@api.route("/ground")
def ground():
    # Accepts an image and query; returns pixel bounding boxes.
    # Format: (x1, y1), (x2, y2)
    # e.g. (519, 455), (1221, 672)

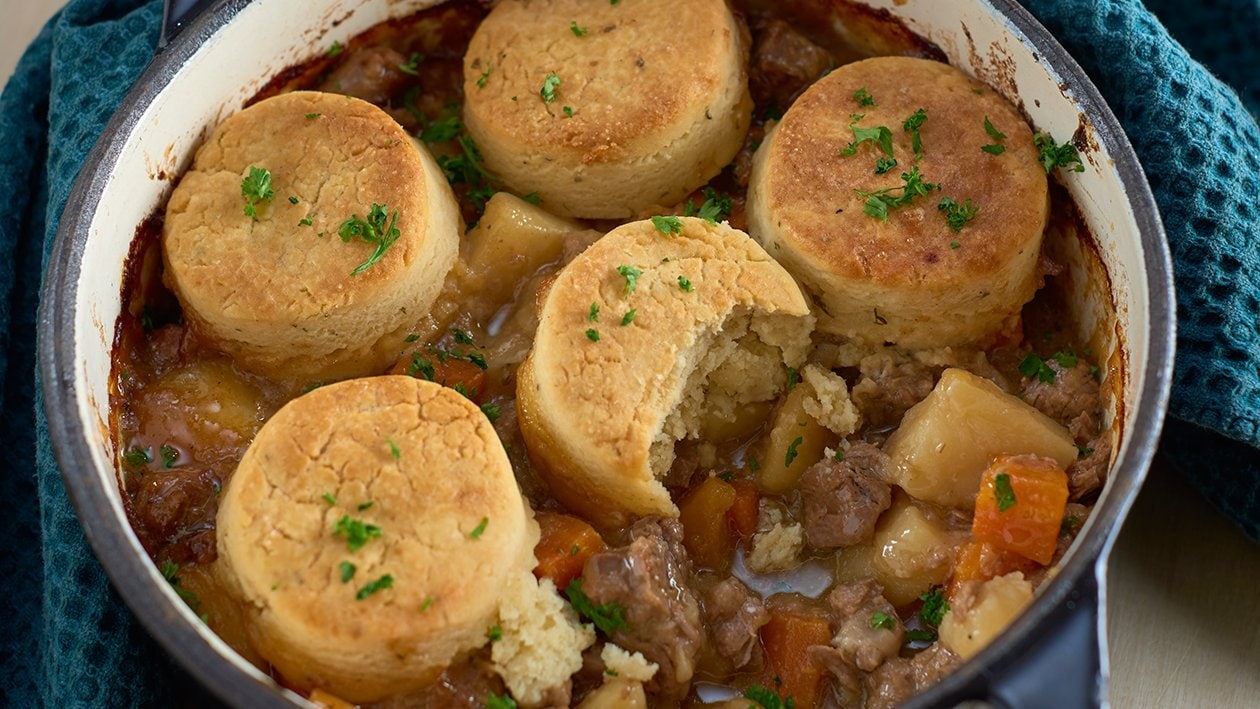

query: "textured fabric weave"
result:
(0, 0), (1256, 705)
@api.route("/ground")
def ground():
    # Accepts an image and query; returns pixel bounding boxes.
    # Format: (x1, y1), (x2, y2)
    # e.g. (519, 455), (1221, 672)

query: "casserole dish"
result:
(38, 0), (1175, 706)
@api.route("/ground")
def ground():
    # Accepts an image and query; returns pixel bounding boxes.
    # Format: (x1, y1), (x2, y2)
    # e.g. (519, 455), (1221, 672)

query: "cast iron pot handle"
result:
(979, 569), (1104, 709)
(159, 0), (218, 48)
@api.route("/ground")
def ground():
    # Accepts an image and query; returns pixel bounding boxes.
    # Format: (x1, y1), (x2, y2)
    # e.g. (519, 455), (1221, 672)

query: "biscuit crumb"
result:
(600, 643), (659, 682)
(801, 363), (861, 436)
(492, 574), (595, 706)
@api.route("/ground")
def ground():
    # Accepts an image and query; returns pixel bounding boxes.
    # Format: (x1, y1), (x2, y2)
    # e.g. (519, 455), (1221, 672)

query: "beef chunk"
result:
(1067, 437), (1110, 501)
(579, 518), (702, 699)
(911, 644), (962, 689)
(865, 657), (917, 709)
(130, 467), (221, 564)
(1021, 359), (1101, 432)
(700, 577), (770, 669)
(799, 443), (892, 548)
(320, 47), (413, 105)
(749, 18), (835, 110)
(850, 353), (936, 429)
(827, 580), (903, 672)
(808, 644), (864, 706)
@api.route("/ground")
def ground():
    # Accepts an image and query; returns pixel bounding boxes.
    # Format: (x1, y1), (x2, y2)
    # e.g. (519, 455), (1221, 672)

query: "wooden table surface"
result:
(5, 3), (1259, 707)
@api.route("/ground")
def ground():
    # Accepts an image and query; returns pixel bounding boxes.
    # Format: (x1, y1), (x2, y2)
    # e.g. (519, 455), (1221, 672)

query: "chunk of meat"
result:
(865, 658), (916, 709)
(1021, 360), (1101, 432)
(850, 353), (936, 429)
(749, 18), (835, 110)
(129, 467), (221, 563)
(799, 443), (892, 548)
(826, 580), (903, 672)
(579, 518), (702, 700)
(701, 577), (770, 669)
(910, 644), (962, 689)
(807, 644), (863, 707)
(373, 655), (505, 708)
(319, 47), (413, 105)
(1067, 437), (1110, 501)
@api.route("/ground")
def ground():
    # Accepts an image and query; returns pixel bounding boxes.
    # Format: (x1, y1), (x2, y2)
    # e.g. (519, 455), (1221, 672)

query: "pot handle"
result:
(159, 0), (217, 49)
(983, 568), (1106, 709)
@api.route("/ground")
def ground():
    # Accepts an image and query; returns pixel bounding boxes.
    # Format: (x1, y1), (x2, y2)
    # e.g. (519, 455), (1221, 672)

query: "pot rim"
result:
(36, 0), (1176, 706)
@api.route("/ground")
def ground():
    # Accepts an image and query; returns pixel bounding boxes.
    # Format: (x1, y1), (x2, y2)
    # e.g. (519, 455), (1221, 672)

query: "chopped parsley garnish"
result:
(918, 588), (949, 627)
(905, 628), (937, 642)
(677, 275), (694, 292)
(397, 53), (422, 76)
(333, 515), (382, 552)
(408, 353), (436, 381)
(950, 241), (961, 249)
(981, 116), (1007, 155)
(305, 112), (321, 119)
(621, 309), (636, 326)
(1053, 349), (1079, 369)
(857, 167), (939, 220)
(717, 470), (734, 481)
(488, 625), (503, 641)
(570, 21), (588, 37)
(1019, 350), (1076, 382)
(540, 72), (561, 103)
(562, 105), (574, 117)
(420, 597), (435, 611)
(437, 133), (499, 213)
(1034, 132), (1085, 173)
(241, 166), (274, 220)
(327, 40), (344, 57)
(902, 108), (928, 159)
(744, 684), (795, 709)
(853, 87), (876, 107)
(355, 574), (394, 600)
(1061, 514), (1082, 536)
(565, 578), (628, 634)
(785, 436), (804, 467)
(786, 367), (800, 390)
(1078, 445), (1095, 458)
(840, 113), (894, 160)
(470, 516), (489, 539)
(160, 561), (180, 583)
(358, 501), (374, 511)
(834, 448), (845, 461)
(476, 62), (492, 89)
(487, 694), (517, 709)
(159, 444), (178, 468)
(682, 187), (733, 224)
(522, 192), (543, 205)
(337, 203), (402, 275)
(938, 196), (979, 233)
(994, 472), (1018, 511)
(422, 115), (464, 143)
(452, 329), (475, 345)
(652, 215), (683, 235)
(481, 401), (501, 423)
(972, 87), (985, 95)
(322, 492), (337, 505)
(748, 456), (760, 471)
(388, 438), (401, 460)
(288, 196), (299, 205)
(616, 265), (643, 294)
(874, 156), (898, 174)
(298, 216), (313, 227)
(122, 446), (151, 468)
(870, 611), (897, 630)
(585, 328), (601, 342)
(588, 302), (600, 322)
(467, 352), (488, 370)
(339, 562), (356, 583)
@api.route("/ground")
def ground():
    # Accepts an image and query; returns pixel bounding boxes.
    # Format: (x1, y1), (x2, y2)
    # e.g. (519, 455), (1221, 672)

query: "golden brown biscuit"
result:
(747, 57), (1048, 348)
(163, 91), (460, 383)
(216, 376), (534, 702)
(517, 217), (814, 526)
(463, 0), (752, 218)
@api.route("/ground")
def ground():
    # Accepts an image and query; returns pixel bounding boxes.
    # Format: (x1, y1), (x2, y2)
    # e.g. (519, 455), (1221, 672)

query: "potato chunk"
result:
(884, 368), (1077, 508)
(758, 386), (835, 493)
(463, 192), (588, 305)
(869, 496), (964, 606)
(938, 572), (1034, 659)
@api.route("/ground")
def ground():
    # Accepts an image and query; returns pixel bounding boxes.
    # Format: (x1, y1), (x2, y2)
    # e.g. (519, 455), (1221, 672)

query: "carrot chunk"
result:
(727, 479), (760, 538)
(533, 512), (606, 591)
(948, 540), (1039, 598)
(679, 476), (738, 570)
(759, 607), (833, 709)
(972, 455), (1069, 565)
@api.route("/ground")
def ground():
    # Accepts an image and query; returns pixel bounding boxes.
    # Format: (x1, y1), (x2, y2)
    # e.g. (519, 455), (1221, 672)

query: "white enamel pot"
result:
(38, 0), (1175, 706)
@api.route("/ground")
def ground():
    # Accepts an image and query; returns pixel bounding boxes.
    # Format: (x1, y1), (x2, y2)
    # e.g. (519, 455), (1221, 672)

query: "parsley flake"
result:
(938, 196), (979, 233)
(487, 695), (517, 709)
(566, 578), (628, 634)
(388, 438), (401, 460)
(540, 72), (561, 103)
(522, 192), (543, 205)
(840, 113), (894, 159)
(870, 611), (897, 630)
(682, 187), (732, 224)
(420, 597), (435, 611)
(856, 167), (939, 220)
(744, 684), (795, 709)
(570, 21), (588, 37)
(409, 353), (436, 381)
(853, 87), (876, 107)
(677, 275), (694, 292)
(339, 562), (356, 583)
(652, 215), (683, 235)
(397, 53), (423, 76)
(337, 203), (402, 275)
(305, 112), (321, 119)
(355, 574), (394, 600)
(621, 309), (636, 326)
(903, 108), (928, 159)
(905, 628), (937, 642)
(919, 588), (949, 627)
(588, 302), (600, 322)
(476, 62), (492, 89)
(785, 436), (804, 467)
(786, 367), (800, 390)
(241, 166), (274, 220)
(322, 492), (337, 505)
(159, 444), (178, 469)
(585, 328), (601, 342)
(616, 265), (643, 294)
(480, 401), (501, 423)
(1034, 132), (1085, 173)
(488, 625), (503, 641)
(123, 447), (152, 468)
(563, 105), (574, 117)
(470, 516), (489, 539)
(1018, 353), (1057, 383)
(327, 40), (344, 57)
(994, 473), (1018, 511)
(333, 515), (382, 552)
